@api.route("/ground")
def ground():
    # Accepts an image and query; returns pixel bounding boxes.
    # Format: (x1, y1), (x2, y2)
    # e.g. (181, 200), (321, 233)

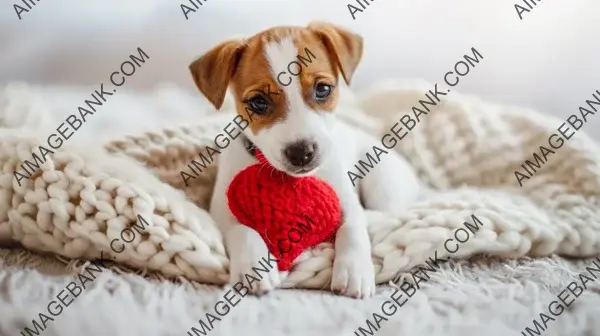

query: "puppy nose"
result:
(283, 141), (317, 167)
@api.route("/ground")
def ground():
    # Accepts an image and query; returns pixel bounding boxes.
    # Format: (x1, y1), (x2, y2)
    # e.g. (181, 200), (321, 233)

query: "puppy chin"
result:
(285, 165), (321, 178)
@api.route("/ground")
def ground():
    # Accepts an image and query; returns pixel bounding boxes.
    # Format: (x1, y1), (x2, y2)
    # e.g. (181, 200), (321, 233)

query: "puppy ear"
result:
(307, 21), (363, 85)
(189, 40), (246, 110)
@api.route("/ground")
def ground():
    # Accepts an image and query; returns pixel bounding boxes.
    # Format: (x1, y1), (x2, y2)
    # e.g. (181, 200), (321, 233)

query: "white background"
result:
(0, 0), (599, 140)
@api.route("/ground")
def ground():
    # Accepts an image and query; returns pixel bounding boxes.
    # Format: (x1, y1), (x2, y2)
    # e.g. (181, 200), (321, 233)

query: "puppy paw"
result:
(227, 227), (281, 296)
(331, 249), (375, 299)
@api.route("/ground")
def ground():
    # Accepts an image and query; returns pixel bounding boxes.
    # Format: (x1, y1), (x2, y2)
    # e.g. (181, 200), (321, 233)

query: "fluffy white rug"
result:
(2, 248), (600, 336)
(1, 81), (600, 336)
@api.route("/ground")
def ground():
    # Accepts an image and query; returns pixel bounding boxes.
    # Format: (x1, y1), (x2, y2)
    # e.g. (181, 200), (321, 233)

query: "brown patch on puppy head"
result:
(228, 29), (291, 136)
(189, 23), (363, 136)
(287, 28), (341, 114)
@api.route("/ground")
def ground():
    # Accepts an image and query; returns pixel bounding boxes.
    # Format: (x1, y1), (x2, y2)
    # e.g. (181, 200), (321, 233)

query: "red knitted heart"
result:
(227, 151), (342, 271)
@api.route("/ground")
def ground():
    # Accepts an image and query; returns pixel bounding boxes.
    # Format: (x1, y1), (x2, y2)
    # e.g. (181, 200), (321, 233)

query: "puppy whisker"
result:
(257, 162), (269, 175)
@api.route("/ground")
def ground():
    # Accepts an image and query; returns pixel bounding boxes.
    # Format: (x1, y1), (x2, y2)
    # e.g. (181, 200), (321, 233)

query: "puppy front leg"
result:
(331, 208), (375, 299)
(321, 161), (375, 299)
(210, 146), (280, 295)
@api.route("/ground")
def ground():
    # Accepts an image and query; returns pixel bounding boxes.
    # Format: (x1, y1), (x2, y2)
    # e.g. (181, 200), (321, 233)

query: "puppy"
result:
(189, 22), (420, 298)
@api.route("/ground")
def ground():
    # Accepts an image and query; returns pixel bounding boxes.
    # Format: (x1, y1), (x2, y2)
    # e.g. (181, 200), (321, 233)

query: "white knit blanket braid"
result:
(1, 81), (599, 289)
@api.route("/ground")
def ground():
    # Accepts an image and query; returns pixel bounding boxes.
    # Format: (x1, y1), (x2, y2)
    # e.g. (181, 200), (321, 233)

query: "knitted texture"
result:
(0, 81), (600, 289)
(227, 150), (342, 271)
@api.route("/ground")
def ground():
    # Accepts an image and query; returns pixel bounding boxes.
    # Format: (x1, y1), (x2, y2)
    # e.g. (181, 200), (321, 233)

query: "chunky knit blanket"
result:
(1, 80), (600, 290)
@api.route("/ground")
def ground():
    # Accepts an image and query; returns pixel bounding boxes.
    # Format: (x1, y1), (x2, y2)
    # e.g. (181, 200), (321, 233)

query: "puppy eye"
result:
(246, 96), (270, 115)
(315, 83), (333, 100)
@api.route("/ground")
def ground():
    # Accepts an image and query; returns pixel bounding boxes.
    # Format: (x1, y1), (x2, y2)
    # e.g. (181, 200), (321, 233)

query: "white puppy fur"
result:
(209, 37), (421, 298)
